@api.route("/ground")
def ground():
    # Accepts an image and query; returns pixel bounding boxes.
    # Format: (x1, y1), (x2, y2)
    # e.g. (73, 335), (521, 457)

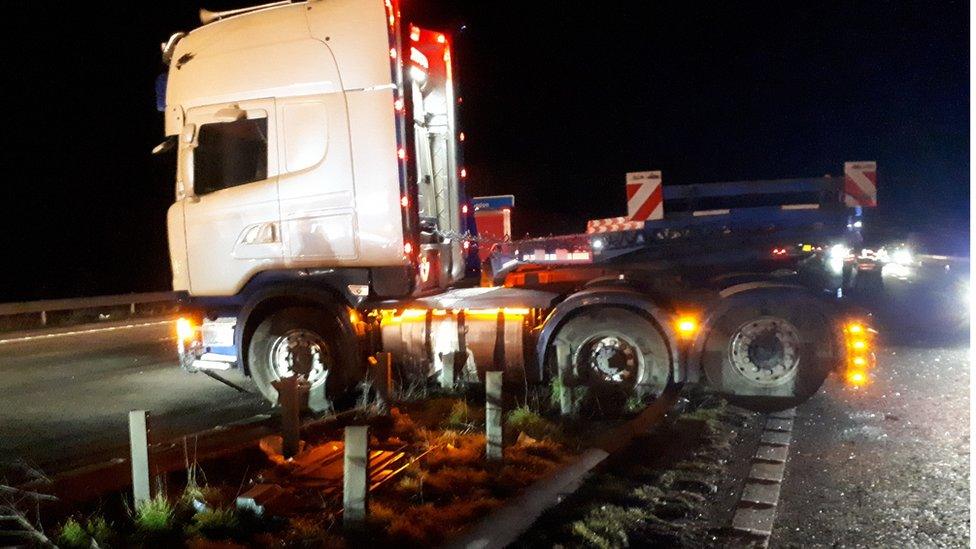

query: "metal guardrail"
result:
(0, 291), (184, 326)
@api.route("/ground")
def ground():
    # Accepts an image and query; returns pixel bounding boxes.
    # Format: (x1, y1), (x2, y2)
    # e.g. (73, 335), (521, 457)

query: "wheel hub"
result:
(729, 317), (801, 386)
(582, 335), (639, 384)
(269, 329), (331, 387)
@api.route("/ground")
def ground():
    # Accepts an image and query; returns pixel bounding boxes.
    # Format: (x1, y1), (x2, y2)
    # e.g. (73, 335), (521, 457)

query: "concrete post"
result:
(343, 425), (369, 526)
(369, 352), (392, 412)
(130, 302), (136, 315)
(128, 410), (151, 508)
(486, 371), (503, 461)
(273, 376), (309, 459)
(554, 343), (577, 417)
(40, 311), (47, 326)
(440, 352), (456, 390)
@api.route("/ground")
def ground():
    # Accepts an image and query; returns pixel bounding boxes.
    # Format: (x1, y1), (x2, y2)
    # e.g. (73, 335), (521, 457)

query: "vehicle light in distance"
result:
(891, 247), (913, 266)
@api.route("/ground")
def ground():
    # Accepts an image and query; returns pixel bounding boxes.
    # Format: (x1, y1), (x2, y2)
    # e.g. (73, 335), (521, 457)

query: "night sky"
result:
(1, 1), (968, 301)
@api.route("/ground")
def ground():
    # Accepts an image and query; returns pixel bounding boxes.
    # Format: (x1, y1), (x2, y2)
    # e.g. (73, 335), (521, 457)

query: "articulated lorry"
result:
(158, 0), (876, 414)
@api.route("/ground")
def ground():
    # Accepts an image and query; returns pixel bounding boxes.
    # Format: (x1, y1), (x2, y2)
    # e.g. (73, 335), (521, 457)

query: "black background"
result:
(1, 1), (967, 301)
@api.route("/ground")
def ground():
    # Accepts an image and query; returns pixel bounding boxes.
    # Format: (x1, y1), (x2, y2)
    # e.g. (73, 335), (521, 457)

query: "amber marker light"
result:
(846, 370), (867, 386)
(176, 317), (195, 342)
(675, 315), (699, 339)
(843, 319), (876, 387)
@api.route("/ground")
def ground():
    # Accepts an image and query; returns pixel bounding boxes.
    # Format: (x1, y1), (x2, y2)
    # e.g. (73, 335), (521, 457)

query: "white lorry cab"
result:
(160, 1), (877, 415)
(163, 0), (465, 299)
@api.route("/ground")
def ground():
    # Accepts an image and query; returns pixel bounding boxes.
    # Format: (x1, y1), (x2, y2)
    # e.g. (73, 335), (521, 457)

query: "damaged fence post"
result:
(486, 371), (504, 461)
(369, 352), (393, 412)
(273, 376), (309, 459)
(128, 410), (151, 508)
(343, 425), (369, 526)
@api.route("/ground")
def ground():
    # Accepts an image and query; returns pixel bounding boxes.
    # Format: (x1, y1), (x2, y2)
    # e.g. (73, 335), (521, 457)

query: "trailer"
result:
(158, 0), (876, 415)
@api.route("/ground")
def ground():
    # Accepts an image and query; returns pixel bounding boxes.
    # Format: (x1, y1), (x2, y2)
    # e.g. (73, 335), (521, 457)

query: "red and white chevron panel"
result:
(586, 216), (646, 234)
(844, 161), (877, 207)
(626, 170), (664, 221)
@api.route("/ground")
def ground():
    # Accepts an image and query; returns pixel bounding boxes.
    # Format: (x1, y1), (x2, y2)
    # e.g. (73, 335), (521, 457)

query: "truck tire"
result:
(248, 307), (355, 413)
(551, 307), (671, 412)
(700, 294), (835, 412)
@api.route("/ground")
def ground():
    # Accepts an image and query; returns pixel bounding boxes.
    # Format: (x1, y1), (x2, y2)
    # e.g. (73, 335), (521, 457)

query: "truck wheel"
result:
(700, 295), (835, 412)
(551, 307), (671, 412)
(248, 307), (354, 413)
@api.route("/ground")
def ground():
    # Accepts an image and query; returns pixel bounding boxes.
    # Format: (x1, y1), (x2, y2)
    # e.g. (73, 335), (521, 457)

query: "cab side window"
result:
(194, 117), (268, 195)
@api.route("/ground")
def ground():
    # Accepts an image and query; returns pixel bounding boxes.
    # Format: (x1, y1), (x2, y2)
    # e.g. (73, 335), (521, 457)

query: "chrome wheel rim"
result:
(729, 316), (801, 386)
(577, 334), (641, 384)
(268, 329), (331, 388)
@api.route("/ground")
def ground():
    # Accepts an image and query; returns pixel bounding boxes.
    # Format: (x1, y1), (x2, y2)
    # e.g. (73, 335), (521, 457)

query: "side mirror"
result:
(152, 135), (177, 155)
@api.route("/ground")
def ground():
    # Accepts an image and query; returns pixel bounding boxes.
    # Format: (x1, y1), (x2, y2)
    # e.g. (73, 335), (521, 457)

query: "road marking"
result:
(732, 408), (797, 547)
(0, 320), (174, 345)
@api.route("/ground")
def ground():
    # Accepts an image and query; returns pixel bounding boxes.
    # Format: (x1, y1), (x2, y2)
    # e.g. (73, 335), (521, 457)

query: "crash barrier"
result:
(0, 291), (182, 332)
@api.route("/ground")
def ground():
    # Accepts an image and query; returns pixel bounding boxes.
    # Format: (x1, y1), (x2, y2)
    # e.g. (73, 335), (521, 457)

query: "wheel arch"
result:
(535, 286), (682, 382)
(235, 284), (357, 377)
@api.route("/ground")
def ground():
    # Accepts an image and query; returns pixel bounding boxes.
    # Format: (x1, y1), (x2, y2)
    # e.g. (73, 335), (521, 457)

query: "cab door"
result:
(276, 94), (358, 264)
(179, 99), (282, 296)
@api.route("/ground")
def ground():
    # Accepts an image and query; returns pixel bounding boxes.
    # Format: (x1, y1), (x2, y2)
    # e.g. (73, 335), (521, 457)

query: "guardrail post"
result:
(39, 311), (47, 326)
(439, 352), (456, 390)
(128, 410), (151, 508)
(554, 343), (577, 417)
(273, 376), (309, 459)
(369, 352), (392, 412)
(343, 425), (369, 526)
(130, 302), (136, 315)
(486, 371), (504, 461)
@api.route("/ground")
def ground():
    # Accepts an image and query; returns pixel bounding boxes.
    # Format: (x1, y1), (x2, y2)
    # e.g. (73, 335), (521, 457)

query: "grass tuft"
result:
(444, 399), (478, 429)
(506, 406), (562, 441)
(186, 508), (241, 540)
(134, 493), (176, 534)
(57, 518), (90, 549)
(570, 505), (645, 549)
(59, 515), (116, 548)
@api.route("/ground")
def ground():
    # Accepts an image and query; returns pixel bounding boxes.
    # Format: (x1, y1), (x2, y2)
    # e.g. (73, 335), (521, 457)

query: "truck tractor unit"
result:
(158, 0), (877, 414)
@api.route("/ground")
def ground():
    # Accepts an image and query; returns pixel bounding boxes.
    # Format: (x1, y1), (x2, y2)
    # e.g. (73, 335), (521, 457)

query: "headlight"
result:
(176, 317), (195, 341)
(828, 244), (850, 261)
(827, 244), (849, 274)
(891, 247), (913, 266)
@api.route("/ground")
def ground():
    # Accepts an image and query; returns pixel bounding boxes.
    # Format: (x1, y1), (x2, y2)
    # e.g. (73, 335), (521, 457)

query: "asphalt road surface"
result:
(0, 319), (270, 474)
(771, 290), (970, 546)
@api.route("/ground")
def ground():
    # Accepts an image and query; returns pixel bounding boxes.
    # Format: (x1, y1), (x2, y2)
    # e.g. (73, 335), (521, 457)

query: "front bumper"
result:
(178, 316), (239, 372)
